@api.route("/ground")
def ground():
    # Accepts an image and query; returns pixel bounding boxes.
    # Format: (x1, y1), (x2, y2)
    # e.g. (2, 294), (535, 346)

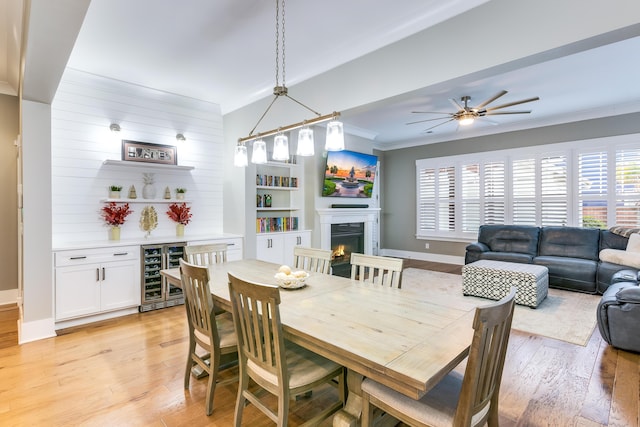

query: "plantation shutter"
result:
(578, 151), (608, 228)
(417, 167), (436, 232)
(615, 148), (640, 227)
(461, 163), (480, 232)
(484, 161), (505, 224)
(512, 158), (536, 225)
(540, 155), (568, 226)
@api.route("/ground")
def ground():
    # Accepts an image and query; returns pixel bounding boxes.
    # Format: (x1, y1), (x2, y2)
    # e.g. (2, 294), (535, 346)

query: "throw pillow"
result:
(600, 248), (640, 268)
(627, 233), (640, 253)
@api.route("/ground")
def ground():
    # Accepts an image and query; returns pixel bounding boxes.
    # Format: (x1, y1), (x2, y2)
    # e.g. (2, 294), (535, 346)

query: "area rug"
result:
(401, 268), (600, 346)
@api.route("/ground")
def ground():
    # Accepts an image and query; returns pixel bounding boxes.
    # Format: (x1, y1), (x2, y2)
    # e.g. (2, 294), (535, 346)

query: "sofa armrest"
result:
(466, 242), (489, 253)
(617, 286), (640, 304)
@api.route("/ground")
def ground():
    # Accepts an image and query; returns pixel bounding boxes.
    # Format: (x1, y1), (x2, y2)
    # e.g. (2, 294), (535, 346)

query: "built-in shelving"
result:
(103, 159), (195, 171)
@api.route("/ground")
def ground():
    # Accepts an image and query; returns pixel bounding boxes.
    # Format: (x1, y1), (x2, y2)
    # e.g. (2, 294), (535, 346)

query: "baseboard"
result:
(380, 249), (464, 265)
(0, 289), (19, 305)
(19, 317), (56, 344)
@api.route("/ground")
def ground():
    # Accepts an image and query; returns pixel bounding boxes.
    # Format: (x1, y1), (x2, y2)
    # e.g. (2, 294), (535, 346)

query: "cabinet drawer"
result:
(55, 246), (139, 267)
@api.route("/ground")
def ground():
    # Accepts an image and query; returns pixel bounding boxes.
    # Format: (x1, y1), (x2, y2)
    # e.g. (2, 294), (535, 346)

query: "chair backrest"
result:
(180, 259), (221, 348)
(185, 243), (228, 266)
(293, 246), (332, 274)
(455, 287), (516, 426)
(227, 272), (287, 385)
(350, 253), (404, 288)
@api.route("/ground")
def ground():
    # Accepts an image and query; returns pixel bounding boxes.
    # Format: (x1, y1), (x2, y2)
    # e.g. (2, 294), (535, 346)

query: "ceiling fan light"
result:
(234, 144), (248, 167)
(325, 120), (345, 151)
(297, 127), (315, 156)
(251, 139), (267, 164)
(459, 117), (475, 126)
(272, 133), (289, 161)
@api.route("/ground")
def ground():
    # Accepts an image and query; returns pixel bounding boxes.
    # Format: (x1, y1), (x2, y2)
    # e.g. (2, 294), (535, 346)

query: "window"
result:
(415, 135), (640, 240)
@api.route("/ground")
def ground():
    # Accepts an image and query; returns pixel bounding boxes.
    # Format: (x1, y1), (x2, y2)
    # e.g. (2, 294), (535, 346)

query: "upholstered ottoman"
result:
(462, 260), (549, 308)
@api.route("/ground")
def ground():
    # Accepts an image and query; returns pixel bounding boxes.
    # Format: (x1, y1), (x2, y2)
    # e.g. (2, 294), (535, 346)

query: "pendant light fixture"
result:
(251, 139), (268, 164)
(233, 143), (248, 167)
(236, 0), (344, 166)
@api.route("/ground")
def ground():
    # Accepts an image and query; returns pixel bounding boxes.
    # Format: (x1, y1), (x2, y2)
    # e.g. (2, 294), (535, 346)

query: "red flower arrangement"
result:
(166, 203), (192, 225)
(101, 202), (133, 226)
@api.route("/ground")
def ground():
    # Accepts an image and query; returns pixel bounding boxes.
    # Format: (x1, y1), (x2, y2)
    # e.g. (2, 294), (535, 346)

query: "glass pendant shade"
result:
(296, 127), (315, 156)
(325, 120), (345, 151)
(272, 133), (289, 161)
(233, 144), (248, 167)
(251, 139), (268, 164)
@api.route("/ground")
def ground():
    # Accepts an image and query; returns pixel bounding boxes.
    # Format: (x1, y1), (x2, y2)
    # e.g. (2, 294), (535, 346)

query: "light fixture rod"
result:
(238, 112), (340, 144)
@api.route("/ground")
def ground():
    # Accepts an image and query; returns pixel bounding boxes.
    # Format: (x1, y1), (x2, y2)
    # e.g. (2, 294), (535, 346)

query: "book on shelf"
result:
(256, 216), (299, 233)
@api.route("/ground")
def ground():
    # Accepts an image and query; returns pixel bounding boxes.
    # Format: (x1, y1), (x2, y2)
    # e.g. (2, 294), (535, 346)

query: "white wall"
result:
(51, 69), (225, 246)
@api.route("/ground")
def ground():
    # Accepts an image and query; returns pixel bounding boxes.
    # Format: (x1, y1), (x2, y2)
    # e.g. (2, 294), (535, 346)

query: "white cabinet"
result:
(256, 231), (310, 266)
(55, 246), (140, 322)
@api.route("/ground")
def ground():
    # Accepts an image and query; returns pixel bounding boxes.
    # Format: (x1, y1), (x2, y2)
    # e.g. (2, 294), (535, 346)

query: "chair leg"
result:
(361, 391), (373, 427)
(184, 337), (196, 389)
(205, 351), (221, 416)
(234, 370), (249, 427)
(277, 392), (289, 427)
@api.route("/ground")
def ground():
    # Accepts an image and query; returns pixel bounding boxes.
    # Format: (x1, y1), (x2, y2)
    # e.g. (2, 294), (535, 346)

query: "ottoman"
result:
(462, 260), (549, 308)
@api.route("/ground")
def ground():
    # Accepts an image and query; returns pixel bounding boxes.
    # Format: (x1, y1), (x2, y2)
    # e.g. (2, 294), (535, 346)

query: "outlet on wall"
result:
(425, 243), (430, 249)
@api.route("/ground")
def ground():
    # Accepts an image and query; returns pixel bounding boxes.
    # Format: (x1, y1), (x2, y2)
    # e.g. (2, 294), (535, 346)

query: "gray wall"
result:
(380, 112), (640, 259)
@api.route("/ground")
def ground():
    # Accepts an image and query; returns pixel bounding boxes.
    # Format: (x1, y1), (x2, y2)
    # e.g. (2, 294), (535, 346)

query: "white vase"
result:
(110, 226), (121, 241)
(142, 184), (156, 199)
(109, 191), (120, 199)
(176, 193), (185, 200)
(176, 224), (185, 237)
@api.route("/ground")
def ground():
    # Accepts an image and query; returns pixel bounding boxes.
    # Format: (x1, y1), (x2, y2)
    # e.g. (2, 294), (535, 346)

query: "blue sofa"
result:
(465, 225), (637, 294)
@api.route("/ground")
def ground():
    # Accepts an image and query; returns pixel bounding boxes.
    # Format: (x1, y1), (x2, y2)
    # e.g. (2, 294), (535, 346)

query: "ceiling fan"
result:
(407, 90), (540, 132)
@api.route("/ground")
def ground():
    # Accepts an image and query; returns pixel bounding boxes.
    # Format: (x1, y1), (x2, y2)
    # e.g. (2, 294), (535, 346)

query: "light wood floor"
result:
(0, 262), (638, 426)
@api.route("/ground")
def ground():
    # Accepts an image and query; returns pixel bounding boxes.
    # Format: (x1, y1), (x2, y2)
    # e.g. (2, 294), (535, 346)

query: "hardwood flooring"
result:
(0, 262), (638, 426)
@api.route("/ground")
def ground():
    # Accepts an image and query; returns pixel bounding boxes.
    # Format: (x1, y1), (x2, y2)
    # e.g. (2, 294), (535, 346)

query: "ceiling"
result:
(4, 0), (640, 149)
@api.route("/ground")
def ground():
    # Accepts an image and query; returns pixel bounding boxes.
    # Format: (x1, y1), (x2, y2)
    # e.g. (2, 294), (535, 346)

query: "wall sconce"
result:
(176, 133), (186, 142)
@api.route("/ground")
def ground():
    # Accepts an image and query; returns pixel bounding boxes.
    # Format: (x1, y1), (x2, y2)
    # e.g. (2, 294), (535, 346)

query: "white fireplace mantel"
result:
(317, 208), (380, 254)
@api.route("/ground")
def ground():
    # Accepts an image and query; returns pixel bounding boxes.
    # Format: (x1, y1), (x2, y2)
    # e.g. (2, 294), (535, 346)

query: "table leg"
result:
(333, 370), (363, 427)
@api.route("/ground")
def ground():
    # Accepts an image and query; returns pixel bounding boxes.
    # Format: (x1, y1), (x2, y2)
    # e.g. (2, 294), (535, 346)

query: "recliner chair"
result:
(597, 269), (640, 353)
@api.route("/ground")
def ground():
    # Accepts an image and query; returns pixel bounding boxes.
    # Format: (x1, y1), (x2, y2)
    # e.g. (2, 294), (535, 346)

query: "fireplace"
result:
(330, 223), (364, 277)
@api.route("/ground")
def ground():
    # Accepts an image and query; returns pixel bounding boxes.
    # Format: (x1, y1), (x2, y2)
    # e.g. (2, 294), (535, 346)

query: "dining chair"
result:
(184, 243), (228, 266)
(350, 253), (404, 288)
(360, 287), (517, 427)
(180, 259), (238, 416)
(227, 272), (346, 427)
(292, 246), (332, 274)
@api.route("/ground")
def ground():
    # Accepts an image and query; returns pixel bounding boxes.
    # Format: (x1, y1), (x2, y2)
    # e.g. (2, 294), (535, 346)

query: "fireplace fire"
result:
(330, 223), (364, 277)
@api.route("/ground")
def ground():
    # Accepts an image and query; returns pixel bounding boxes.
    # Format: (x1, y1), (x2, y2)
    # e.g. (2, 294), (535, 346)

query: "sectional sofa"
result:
(465, 225), (639, 294)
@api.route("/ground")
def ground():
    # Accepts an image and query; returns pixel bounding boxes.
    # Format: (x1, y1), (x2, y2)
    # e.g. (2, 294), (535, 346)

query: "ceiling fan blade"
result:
(475, 90), (508, 109)
(423, 118), (455, 132)
(410, 111), (453, 115)
(484, 96), (540, 112)
(484, 110), (532, 115)
(406, 116), (453, 125)
(449, 98), (465, 111)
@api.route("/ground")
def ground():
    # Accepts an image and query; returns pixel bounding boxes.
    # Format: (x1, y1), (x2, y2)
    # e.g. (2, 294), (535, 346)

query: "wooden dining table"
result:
(161, 259), (477, 426)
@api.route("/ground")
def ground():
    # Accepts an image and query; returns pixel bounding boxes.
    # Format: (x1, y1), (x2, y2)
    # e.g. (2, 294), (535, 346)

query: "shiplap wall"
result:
(51, 69), (224, 246)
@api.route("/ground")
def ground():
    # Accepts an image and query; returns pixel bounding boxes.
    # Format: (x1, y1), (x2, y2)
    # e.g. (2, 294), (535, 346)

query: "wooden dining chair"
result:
(180, 259), (238, 416)
(184, 243), (228, 266)
(227, 272), (346, 427)
(361, 287), (517, 427)
(350, 253), (404, 288)
(293, 246), (332, 274)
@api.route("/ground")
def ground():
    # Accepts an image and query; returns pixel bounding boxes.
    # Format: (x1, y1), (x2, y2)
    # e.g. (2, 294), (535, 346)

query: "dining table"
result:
(161, 259), (477, 426)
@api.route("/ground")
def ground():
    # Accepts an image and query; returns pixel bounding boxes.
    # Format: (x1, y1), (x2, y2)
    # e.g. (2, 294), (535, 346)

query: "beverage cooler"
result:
(140, 242), (186, 312)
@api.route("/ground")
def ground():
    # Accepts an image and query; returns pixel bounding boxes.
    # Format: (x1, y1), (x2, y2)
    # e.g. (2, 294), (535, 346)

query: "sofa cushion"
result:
(480, 251), (534, 264)
(627, 233), (640, 252)
(478, 225), (540, 256)
(533, 255), (597, 293)
(538, 226), (600, 260)
(599, 264), (640, 294)
(599, 230), (629, 252)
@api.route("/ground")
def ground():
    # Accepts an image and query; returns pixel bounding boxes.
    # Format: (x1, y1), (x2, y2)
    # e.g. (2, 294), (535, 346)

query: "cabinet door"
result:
(101, 261), (140, 311)
(283, 231), (311, 266)
(256, 234), (285, 264)
(55, 264), (101, 321)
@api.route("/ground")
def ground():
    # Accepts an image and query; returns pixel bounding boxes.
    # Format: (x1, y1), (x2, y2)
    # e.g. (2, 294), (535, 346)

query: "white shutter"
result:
(417, 167), (436, 232)
(512, 159), (536, 225)
(615, 149), (640, 227)
(437, 167), (455, 231)
(461, 163), (480, 232)
(483, 161), (505, 224)
(578, 151), (607, 228)
(540, 155), (567, 226)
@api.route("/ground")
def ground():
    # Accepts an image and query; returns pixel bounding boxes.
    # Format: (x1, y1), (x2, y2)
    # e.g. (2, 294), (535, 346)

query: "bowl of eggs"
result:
(274, 265), (309, 289)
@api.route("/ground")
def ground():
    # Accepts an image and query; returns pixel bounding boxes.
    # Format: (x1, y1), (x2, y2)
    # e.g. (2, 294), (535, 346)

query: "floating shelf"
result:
(256, 207), (300, 211)
(256, 185), (298, 191)
(103, 159), (195, 171)
(101, 198), (191, 204)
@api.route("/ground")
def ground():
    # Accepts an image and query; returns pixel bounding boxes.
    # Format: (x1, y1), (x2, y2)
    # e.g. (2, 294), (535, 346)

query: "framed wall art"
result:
(121, 140), (177, 165)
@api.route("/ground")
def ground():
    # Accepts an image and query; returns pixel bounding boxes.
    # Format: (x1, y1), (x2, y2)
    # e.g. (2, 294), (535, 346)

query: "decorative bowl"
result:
(274, 271), (309, 289)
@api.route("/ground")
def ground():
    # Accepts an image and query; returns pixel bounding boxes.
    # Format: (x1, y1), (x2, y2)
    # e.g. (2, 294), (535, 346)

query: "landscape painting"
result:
(323, 150), (378, 198)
